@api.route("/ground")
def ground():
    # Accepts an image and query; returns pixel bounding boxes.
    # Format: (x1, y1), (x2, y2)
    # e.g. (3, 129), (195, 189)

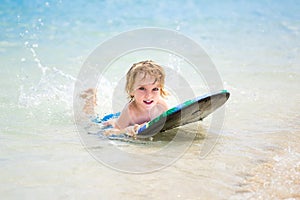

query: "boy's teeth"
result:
(144, 100), (153, 104)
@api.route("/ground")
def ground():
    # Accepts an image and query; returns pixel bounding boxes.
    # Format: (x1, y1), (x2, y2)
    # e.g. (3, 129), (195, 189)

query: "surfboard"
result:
(94, 90), (230, 139)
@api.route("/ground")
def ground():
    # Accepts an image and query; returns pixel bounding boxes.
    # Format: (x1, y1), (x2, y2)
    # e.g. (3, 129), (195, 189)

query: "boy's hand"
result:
(103, 124), (140, 138)
(103, 128), (126, 136)
(102, 119), (116, 127)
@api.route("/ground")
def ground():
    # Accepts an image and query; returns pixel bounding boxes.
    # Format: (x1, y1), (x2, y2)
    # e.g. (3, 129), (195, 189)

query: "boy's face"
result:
(131, 73), (161, 110)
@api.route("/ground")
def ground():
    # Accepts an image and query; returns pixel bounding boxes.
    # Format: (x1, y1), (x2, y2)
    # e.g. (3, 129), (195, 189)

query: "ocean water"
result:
(1, 0), (300, 199)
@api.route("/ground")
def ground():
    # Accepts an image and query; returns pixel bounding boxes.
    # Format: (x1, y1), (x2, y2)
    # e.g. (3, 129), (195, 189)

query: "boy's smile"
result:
(143, 100), (154, 105)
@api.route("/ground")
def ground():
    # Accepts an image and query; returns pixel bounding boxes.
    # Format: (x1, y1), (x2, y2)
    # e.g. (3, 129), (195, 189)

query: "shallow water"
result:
(1, 0), (300, 199)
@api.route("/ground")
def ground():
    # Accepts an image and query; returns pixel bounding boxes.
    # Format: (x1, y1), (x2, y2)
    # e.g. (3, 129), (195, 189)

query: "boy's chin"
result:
(143, 104), (154, 110)
(142, 103), (155, 110)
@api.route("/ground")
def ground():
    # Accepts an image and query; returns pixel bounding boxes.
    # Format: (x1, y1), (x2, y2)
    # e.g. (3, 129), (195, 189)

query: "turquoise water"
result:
(1, 0), (300, 199)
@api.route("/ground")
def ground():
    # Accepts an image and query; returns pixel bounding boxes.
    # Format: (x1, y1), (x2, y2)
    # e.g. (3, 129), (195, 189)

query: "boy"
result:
(106, 60), (168, 136)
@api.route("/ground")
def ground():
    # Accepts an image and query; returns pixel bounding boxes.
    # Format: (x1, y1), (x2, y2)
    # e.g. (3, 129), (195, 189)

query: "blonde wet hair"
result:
(126, 60), (168, 99)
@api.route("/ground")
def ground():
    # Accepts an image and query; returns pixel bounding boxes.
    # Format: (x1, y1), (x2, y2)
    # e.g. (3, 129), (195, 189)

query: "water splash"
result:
(19, 40), (76, 115)
(17, 6), (77, 116)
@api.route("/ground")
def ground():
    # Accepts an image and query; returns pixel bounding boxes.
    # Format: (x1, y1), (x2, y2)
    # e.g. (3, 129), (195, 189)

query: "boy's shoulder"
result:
(157, 98), (169, 111)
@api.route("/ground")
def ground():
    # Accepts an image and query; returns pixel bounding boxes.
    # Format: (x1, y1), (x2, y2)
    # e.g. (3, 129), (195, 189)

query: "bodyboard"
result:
(136, 90), (230, 138)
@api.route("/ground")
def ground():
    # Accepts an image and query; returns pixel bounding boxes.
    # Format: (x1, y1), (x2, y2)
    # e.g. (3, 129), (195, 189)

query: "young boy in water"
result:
(87, 60), (169, 136)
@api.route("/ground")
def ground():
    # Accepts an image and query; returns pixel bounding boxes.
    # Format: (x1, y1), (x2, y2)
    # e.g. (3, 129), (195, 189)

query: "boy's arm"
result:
(159, 99), (169, 111)
(114, 104), (132, 129)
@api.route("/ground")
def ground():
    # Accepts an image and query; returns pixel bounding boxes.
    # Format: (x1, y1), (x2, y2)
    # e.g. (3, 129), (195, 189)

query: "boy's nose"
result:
(145, 91), (151, 98)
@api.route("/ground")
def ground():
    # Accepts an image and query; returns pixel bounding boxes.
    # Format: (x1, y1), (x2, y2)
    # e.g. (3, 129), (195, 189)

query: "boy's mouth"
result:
(143, 100), (153, 105)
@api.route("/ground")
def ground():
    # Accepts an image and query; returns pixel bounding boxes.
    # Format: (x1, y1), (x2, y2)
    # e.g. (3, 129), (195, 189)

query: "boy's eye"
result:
(138, 87), (145, 91)
(152, 87), (159, 91)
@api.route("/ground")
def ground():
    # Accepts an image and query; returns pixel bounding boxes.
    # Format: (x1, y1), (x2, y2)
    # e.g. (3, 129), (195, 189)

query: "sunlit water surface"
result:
(0, 0), (299, 199)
